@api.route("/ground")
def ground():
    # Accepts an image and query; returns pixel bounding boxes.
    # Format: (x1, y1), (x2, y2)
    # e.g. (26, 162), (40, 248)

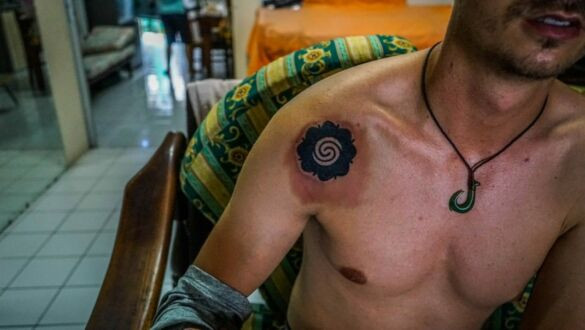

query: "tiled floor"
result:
(0, 151), (64, 232)
(0, 19), (236, 329)
(0, 72), (62, 151)
(0, 148), (153, 329)
(91, 31), (188, 149)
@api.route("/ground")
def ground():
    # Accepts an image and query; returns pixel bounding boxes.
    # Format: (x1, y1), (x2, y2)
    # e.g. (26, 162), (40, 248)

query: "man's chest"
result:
(309, 144), (572, 307)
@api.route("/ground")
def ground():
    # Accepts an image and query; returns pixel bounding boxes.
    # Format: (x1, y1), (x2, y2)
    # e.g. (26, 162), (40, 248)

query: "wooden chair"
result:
(87, 132), (189, 329)
(87, 80), (237, 329)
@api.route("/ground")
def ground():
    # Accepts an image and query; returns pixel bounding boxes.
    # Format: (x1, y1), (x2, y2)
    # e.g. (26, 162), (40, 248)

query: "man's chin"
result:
(495, 44), (580, 80)
(501, 55), (567, 80)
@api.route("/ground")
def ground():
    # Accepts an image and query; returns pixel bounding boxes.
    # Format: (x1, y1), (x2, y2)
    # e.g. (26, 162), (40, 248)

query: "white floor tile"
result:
(26, 164), (63, 180)
(31, 193), (84, 212)
(11, 258), (78, 288)
(39, 287), (100, 324)
(103, 163), (142, 178)
(76, 192), (122, 211)
(0, 234), (49, 258)
(102, 211), (120, 231)
(58, 210), (110, 232)
(0, 194), (36, 212)
(35, 325), (84, 330)
(0, 168), (27, 180)
(87, 232), (116, 256)
(67, 256), (110, 286)
(114, 150), (153, 164)
(0, 258), (28, 288)
(0, 288), (58, 326)
(46, 177), (98, 194)
(5, 151), (48, 167)
(91, 176), (126, 192)
(10, 212), (68, 233)
(78, 148), (123, 159)
(0, 178), (15, 190)
(36, 233), (96, 257)
(61, 164), (109, 179)
(0, 151), (19, 164)
(0, 212), (19, 232)
(4, 178), (54, 194)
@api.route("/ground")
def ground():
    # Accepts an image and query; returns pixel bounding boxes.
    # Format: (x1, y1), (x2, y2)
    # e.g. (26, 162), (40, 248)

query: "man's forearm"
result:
(151, 265), (251, 330)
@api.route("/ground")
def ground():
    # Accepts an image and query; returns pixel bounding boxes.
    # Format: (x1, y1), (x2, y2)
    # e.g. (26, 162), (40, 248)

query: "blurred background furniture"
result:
(185, 78), (239, 135)
(82, 0), (141, 86)
(247, 0), (452, 74)
(186, 0), (234, 78)
(0, 0), (46, 92)
(14, 3), (45, 92)
(82, 25), (137, 86)
(84, 0), (142, 69)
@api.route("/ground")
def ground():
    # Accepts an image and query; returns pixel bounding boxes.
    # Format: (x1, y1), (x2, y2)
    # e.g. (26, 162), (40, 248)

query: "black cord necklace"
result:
(421, 43), (548, 213)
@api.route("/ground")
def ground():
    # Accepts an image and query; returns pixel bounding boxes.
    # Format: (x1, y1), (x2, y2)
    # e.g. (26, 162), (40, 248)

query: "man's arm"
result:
(194, 108), (313, 295)
(520, 214), (585, 328)
(152, 100), (317, 329)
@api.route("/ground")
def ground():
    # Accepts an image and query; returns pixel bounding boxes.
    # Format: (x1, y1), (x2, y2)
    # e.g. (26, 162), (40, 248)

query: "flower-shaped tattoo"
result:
(296, 121), (357, 181)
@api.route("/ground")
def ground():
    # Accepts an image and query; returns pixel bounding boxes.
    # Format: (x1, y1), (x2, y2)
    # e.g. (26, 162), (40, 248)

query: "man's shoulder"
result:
(548, 82), (585, 141)
(280, 50), (425, 121)
(548, 82), (585, 228)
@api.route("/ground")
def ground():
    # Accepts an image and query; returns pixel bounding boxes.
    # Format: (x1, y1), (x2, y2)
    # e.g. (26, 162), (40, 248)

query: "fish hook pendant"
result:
(449, 178), (481, 213)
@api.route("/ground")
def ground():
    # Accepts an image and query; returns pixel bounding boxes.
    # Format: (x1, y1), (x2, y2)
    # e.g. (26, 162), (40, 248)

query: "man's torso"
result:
(281, 51), (585, 329)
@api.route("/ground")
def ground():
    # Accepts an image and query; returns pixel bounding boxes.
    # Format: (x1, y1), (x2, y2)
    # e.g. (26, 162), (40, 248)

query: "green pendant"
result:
(449, 180), (481, 213)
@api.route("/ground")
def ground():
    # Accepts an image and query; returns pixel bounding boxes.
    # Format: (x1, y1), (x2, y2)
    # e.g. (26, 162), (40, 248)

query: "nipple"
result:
(339, 267), (367, 285)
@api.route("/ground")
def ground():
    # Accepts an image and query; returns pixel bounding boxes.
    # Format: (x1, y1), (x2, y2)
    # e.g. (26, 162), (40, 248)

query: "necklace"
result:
(421, 43), (548, 213)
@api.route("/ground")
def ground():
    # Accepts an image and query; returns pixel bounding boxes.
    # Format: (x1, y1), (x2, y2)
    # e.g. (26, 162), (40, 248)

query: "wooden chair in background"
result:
(186, 0), (233, 78)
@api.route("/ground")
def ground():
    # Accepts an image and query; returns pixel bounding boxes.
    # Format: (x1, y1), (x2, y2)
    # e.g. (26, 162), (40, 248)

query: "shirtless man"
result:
(153, 0), (585, 328)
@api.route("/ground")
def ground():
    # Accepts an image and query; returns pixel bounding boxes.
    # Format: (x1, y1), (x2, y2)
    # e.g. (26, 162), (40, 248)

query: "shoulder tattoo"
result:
(296, 121), (357, 181)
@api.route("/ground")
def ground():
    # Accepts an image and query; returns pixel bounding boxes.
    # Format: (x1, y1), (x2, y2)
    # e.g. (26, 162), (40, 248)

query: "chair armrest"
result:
(87, 132), (187, 330)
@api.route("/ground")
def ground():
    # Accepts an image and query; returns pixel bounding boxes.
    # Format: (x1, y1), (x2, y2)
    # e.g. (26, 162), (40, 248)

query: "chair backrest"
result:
(186, 79), (241, 136)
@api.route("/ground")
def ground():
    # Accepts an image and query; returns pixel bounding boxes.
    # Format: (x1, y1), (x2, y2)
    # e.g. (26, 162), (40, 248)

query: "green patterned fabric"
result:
(483, 277), (536, 330)
(179, 34), (535, 329)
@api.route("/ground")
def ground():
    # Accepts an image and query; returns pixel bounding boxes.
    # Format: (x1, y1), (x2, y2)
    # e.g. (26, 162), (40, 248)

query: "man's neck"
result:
(425, 41), (554, 161)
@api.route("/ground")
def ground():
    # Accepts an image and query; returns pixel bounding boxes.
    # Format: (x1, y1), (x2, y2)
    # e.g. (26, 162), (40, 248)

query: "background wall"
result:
(230, 0), (262, 79)
(35, 0), (90, 164)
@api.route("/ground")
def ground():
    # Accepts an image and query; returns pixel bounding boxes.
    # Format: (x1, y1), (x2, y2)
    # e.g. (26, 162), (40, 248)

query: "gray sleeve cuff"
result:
(151, 265), (252, 330)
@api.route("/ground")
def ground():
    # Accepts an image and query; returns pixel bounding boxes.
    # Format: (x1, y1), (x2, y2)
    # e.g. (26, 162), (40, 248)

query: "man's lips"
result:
(525, 14), (583, 40)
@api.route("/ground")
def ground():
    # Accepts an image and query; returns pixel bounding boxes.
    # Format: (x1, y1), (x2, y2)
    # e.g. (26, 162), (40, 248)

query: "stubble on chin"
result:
(458, 12), (579, 80)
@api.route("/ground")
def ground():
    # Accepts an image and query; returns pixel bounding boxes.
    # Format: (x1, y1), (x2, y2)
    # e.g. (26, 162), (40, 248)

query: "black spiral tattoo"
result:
(296, 121), (357, 181)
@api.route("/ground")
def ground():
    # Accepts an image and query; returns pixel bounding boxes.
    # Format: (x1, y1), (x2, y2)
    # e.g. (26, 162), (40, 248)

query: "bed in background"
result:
(246, 0), (452, 74)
